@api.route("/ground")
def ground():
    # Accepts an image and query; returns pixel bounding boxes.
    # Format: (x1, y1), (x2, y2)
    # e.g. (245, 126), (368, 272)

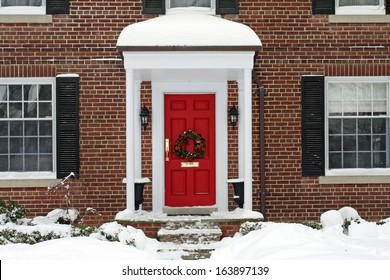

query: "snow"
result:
(2, 207), (390, 280)
(117, 13), (262, 48)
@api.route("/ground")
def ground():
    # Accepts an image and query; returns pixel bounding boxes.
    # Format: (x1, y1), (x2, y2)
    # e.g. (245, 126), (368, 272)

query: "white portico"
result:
(117, 12), (261, 213)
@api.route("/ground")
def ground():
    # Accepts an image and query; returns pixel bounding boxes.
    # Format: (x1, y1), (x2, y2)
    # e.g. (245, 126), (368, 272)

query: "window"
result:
(0, 79), (55, 177)
(167, 0), (215, 14)
(336, 0), (385, 14)
(326, 77), (390, 173)
(0, 0), (46, 15)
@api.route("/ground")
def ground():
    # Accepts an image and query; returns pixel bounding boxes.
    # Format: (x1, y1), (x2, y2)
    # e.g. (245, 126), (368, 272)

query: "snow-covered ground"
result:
(1, 207), (390, 279)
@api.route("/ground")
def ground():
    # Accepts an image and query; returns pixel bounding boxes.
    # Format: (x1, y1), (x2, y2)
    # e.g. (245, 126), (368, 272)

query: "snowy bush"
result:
(32, 209), (80, 225)
(90, 222), (136, 246)
(0, 199), (28, 224)
(0, 229), (63, 245)
(301, 221), (323, 230)
(239, 221), (262, 235)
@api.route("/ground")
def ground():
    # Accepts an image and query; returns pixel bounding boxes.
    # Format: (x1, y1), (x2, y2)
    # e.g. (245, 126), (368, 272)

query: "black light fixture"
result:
(140, 106), (149, 130)
(229, 105), (239, 128)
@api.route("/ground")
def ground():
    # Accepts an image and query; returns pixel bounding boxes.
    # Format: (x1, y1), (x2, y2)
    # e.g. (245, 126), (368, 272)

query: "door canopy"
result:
(117, 13), (262, 51)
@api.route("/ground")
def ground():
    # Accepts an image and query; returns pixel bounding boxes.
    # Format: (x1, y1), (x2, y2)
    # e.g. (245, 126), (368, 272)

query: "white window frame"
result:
(0, 77), (56, 180)
(336, 0), (385, 15)
(166, 0), (216, 15)
(0, 0), (46, 15)
(325, 76), (390, 176)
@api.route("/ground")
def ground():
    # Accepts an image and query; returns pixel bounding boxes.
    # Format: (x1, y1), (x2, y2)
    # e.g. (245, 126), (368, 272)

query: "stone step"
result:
(157, 248), (215, 260)
(158, 221), (222, 244)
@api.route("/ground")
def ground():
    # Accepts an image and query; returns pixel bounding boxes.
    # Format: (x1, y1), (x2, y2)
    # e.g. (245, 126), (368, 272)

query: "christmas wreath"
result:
(173, 129), (206, 161)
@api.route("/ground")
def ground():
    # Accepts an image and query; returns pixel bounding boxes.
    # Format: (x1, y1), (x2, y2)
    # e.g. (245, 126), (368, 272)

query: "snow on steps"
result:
(157, 221), (222, 260)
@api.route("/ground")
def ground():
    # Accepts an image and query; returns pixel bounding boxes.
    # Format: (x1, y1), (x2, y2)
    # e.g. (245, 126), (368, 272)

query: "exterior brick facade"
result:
(1, 0), (390, 224)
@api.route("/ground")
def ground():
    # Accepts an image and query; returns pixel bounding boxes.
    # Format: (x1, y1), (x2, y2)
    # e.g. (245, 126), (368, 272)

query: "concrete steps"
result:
(157, 221), (222, 260)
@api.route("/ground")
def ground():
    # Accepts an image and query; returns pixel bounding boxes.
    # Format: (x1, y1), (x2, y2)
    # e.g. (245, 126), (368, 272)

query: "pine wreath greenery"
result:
(173, 129), (206, 161)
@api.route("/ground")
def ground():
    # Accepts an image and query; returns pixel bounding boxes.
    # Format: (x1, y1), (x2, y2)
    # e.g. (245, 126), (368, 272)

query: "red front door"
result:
(164, 94), (216, 207)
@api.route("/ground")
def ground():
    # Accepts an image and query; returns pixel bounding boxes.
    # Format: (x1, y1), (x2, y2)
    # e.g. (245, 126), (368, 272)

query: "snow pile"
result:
(1, 206), (390, 260)
(32, 208), (79, 225)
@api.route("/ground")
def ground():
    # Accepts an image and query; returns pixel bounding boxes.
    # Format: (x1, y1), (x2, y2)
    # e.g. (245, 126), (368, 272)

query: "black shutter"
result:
(312, 0), (335, 15)
(56, 75), (80, 179)
(387, 0), (390, 14)
(46, 0), (70, 15)
(216, 0), (239, 14)
(143, 0), (165, 14)
(301, 76), (325, 176)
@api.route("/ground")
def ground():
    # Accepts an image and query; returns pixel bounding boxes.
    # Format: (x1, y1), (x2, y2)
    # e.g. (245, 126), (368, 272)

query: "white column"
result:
(243, 69), (252, 210)
(134, 80), (142, 179)
(126, 69), (135, 211)
(237, 80), (244, 179)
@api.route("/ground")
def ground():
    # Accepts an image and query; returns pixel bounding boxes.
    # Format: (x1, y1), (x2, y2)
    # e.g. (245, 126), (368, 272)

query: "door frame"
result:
(152, 81), (228, 213)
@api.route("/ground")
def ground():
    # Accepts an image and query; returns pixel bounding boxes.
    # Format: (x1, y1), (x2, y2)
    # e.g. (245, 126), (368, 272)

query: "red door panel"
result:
(165, 94), (216, 207)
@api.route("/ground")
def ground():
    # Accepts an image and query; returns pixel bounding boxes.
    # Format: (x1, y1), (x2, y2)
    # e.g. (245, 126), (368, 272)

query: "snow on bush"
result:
(320, 210), (344, 228)
(90, 221), (147, 249)
(32, 208), (80, 225)
(338, 206), (361, 221)
(239, 221), (262, 235)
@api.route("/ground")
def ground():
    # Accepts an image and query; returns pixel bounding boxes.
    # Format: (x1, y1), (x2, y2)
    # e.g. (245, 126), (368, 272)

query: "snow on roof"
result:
(117, 13), (262, 50)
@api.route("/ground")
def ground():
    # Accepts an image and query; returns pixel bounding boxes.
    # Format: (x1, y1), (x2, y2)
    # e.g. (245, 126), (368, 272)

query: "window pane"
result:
(9, 85), (22, 101)
(373, 152), (386, 167)
(358, 135), (371, 151)
(24, 121), (38, 136)
(0, 85), (6, 101)
(39, 103), (52, 118)
(25, 155), (38, 171)
(329, 119), (342, 134)
(10, 121), (23, 136)
(24, 102), (37, 118)
(10, 137), (22, 153)
(25, 137), (38, 153)
(39, 121), (52, 136)
(10, 155), (23, 171)
(339, 0), (379, 6)
(358, 119), (371, 134)
(0, 121), (8, 136)
(39, 155), (52, 171)
(344, 153), (357, 168)
(343, 119), (356, 134)
(329, 153), (342, 169)
(0, 103), (7, 118)
(373, 118), (386, 133)
(171, 0), (211, 8)
(329, 136), (341, 151)
(0, 155), (8, 171)
(39, 137), (52, 153)
(373, 135), (386, 151)
(39, 85), (52, 101)
(358, 153), (371, 168)
(343, 136), (356, 151)
(1, 0), (42, 6)
(9, 103), (22, 118)
(0, 138), (8, 153)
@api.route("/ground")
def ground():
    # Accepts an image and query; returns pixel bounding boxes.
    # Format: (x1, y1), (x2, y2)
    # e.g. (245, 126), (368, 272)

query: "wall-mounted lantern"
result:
(229, 105), (239, 129)
(140, 106), (149, 130)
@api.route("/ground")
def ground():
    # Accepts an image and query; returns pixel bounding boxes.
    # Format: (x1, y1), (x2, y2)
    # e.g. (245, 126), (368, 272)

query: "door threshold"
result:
(164, 206), (218, 216)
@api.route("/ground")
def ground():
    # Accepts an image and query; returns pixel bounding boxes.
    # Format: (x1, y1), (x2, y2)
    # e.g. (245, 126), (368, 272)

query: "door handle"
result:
(165, 138), (169, 161)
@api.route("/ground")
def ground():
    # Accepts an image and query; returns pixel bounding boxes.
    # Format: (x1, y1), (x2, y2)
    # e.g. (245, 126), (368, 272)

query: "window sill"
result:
(319, 175), (390, 184)
(0, 179), (60, 188)
(0, 15), (52, 24)
(328, 15), (390, 23)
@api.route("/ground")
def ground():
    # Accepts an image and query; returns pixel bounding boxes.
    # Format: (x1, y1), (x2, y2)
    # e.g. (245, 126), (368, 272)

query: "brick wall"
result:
(1, 0), (390, 224)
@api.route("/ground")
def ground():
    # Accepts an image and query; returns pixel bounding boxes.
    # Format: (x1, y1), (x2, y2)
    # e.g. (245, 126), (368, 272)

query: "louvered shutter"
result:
(301, 76), (325, 176)
(216, 0), (239, 14)
(143, 0), (165, 14)
(46, 0), (70, 14)
(56, 75), (80, 179)
(312, 0), (335, 15)
(387, 0), (390, 14)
